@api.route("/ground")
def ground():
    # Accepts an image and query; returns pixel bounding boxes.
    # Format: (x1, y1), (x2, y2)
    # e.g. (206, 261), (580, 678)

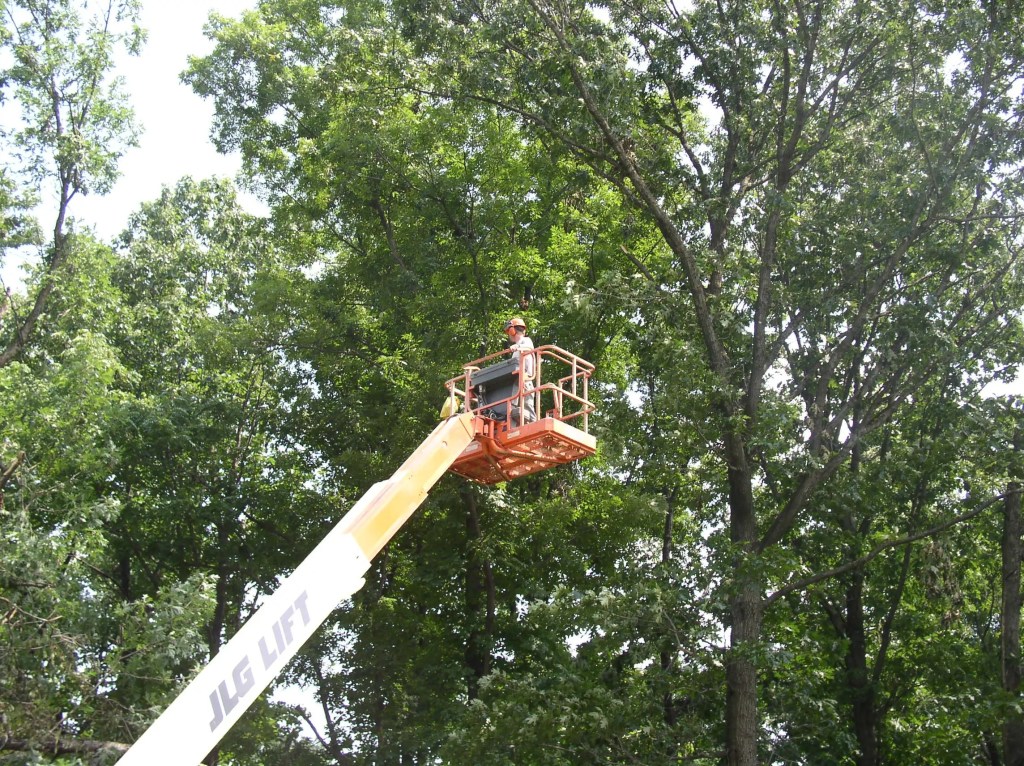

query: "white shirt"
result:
(510, 335), (535, 381)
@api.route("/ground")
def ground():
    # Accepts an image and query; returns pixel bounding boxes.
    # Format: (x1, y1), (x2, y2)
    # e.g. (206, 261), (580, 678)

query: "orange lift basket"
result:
(442, 345), (596, 484)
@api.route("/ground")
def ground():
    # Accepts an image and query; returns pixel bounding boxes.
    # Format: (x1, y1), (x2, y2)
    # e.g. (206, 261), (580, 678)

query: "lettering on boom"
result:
(208, 591), (312, 732)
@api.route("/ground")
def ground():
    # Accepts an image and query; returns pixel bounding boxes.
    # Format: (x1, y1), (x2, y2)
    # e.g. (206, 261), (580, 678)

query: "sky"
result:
(72, 0), (261, 240)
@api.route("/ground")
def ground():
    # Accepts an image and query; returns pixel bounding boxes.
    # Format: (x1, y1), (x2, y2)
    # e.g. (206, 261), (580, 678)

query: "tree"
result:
(186, 0), (1024, 763)
(0, 231), (218, 762)
(102, 177), (324, 764)
(0, 177), (327, 764)
(383, 2), (1024, 762)
(1003, 419), (1024, 765)
(186, 7), (656, 763)
(2, 10), (140, 686)
(0, 0), (142, 367)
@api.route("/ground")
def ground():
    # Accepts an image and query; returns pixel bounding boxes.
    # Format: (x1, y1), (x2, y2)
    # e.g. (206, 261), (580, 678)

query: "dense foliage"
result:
(2, 0), (1024, 764)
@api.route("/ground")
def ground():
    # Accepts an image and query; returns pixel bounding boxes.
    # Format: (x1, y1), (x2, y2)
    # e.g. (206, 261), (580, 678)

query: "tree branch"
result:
(0, 450), (25, 492)
(765, 491), (1012, 606)
(0, 736), (129, 758)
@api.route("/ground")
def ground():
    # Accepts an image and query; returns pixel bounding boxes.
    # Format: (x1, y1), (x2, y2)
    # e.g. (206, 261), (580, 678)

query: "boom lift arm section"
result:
(116, 413), (477, 766)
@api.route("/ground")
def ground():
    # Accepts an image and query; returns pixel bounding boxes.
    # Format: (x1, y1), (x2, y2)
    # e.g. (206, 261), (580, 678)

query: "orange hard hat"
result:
(503, 316), (527, 333)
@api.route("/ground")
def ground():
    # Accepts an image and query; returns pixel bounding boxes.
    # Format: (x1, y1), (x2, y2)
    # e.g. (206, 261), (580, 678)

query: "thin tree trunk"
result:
(202, 521), (231, 766)
(463, 488), (495, 699)
(0, 176), (73, 368)
(313, 660), (350, 764)
(1002, 479), (1024, 765)
(651, 372), (680, 734)
(846, 433), (877, 766)
(661, 488), (677, 729)
(0, 738), (128, 757)
(985, 732), (1004, 766)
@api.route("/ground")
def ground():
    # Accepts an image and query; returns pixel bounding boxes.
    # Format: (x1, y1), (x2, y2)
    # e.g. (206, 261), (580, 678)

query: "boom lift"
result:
(117, 345), (595, 766)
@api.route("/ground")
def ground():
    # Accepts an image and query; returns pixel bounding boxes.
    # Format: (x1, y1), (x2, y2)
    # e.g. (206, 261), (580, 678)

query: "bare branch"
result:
(0, 736), (129, 758)
(765, 492), (1011, 606)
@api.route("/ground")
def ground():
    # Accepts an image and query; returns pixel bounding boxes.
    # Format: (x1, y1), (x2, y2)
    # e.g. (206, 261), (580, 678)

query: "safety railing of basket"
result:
(445, 344), (595, 432)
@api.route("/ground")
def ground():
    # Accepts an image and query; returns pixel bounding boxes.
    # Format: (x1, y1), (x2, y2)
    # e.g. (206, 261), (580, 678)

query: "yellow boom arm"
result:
(117, 413), (477, 766)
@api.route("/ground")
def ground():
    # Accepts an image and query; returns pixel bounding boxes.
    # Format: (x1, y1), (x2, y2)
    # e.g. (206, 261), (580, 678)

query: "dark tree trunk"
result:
(985, 732), (1003, 766)
(119, 553), (133, 602)
(726, 452), (761, 766)
(845, 572), (878, 766)
(662, 488), (677, 728)
(463, 488), (495, 699)
(727, 581), (762, 766)
(1003, 480), (1024, 765)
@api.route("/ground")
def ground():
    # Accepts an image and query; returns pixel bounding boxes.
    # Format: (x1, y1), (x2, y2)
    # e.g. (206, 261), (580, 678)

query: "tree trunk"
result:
(313, 660), (351, 764)
(726, 449), (762, 766)
(662, 488), (677, 728)
(0, 180), (72, 369)
(1002, 480), (1024, 765)
(463, 488), (495, 699)
(202, 520), (232, 766)
(986, 732), (1005, 766)
(845, 572), (878, 766)
(727, 579), (762, 766)
(0, 737), (128, 757)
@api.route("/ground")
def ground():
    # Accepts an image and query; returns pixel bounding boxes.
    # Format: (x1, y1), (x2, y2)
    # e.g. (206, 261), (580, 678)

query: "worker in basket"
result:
(504, 316), (536, 424)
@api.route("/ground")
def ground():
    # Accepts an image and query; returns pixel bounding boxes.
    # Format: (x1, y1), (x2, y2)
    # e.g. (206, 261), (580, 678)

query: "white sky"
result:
(73, 0), (261, 240)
